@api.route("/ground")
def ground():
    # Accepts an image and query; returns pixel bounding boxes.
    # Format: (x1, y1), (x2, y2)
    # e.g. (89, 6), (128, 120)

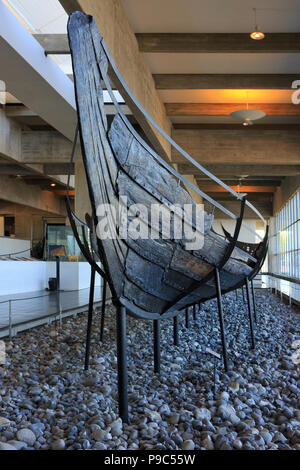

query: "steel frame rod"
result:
(99, 278), (107, 342)
(173, 315), (179, 346)
(153, 319), (161, 374)
(56, 256), (60, 291)
(116, 305), (129, 423)
(185, 308), (190, 328)
(251, 279), (257, 323)
(246, 278), (256, 349)
(242, 286), (246, 303)
(193, 304), (197, 321)
(214, 268), (228, 372)
(84, 266), (96, 371)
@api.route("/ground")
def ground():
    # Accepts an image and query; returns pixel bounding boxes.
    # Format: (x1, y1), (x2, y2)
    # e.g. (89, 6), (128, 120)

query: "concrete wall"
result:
(0, 237), (30, 256)
(171, 128), (300, 165)
(0, 260), (100, 296)
(0, 202), (66, 242)
(0, 261), (47, 295)
(46, 262), (101, 291)
(213, 219), (258, 244)
(273, 175), (300, 215)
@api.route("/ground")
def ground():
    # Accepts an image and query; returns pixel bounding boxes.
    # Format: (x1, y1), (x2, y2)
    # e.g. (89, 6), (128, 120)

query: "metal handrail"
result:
(0, 248), (32, 258)
(261, 272), (300, 285)
(0, 289), (105, 339)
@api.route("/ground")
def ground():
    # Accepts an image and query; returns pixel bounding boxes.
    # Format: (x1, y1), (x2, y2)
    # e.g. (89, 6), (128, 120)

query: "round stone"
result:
(182, 440), (195, 451)
(16, 428), (36, 446)
(51, 439), (66, 451)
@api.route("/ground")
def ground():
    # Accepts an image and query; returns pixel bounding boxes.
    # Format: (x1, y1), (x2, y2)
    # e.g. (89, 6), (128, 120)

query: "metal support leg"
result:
(235, 289), (238, 301)
(116, 305), (129, 423)
(185, 308), (189, 328)
(214, 268), (228, 372)
(242, 286), (245, 303)
(173, 315), (179, 346)
(153, 319), (161, 374)
(193, 304), (197, 321)
(84, 267), (96, 371)
(251, 280), (257, 323)
(99, 278), (107, 343)
(246, 278), (256, 349)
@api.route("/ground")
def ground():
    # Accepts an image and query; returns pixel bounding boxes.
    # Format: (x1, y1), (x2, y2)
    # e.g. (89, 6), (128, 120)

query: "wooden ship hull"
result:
(67, 12), (268, 321)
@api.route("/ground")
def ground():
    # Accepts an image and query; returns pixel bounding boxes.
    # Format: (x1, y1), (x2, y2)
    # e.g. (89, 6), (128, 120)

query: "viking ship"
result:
(66, 12), (268, 421)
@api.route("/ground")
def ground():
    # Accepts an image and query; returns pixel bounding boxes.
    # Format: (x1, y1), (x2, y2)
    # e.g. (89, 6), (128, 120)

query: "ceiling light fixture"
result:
(50, 183), (56, 187)
(250, 8), (265, 40)
(230, 91), (266, 126)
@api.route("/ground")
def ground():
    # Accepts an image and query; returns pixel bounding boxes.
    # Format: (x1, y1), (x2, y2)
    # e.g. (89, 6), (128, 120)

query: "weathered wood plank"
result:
(68, 12), (266, 317)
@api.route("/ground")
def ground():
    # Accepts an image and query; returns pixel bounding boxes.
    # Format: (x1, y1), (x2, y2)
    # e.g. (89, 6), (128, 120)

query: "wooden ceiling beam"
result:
(173, 124), (300, 131)
(154, 74), (299, 90)
(34, 32), (300, 55)
(199, 185), (276, 193)
(195, 179), (282, 186)
(136, 33), (300, 53)
(166, 103), (300, 116)
(34, 34), (69, 55)
(177, 163), (300, 177)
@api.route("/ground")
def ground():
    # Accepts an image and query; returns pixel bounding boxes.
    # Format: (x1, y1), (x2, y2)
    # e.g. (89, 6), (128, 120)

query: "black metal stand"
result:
(173, 315), (179, 346)
(214, 268), (228, 372)
(56, 256), (60, 291)
(84, 266), (96, 371)
(99, 278), (107, 342)
(251, 280), (257, 323)
(241, 286), (246, 303)
(185, 308), (190, 328)
(193, 305), (197, 321)
(245, 278), (256, 349)
(153, 319), (161, 374)
(116, 305), (129, 423)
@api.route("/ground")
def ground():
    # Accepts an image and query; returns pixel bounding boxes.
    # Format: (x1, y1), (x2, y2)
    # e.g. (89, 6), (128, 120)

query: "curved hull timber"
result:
(67, 13), (268, 320)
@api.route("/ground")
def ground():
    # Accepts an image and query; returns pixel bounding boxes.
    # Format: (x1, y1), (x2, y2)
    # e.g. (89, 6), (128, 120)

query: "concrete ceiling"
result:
(143, 52), (300, 75)
(122, 0), (300, 215)
(122, 0), (300, 130)
(122, 0), (300, 33)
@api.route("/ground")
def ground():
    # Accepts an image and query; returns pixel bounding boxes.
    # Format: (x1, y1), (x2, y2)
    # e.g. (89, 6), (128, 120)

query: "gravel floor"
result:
(0, 289), (299, 451)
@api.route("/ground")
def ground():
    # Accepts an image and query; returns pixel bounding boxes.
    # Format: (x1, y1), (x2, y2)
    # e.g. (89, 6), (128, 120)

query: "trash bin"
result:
(48, 277), (58, 291)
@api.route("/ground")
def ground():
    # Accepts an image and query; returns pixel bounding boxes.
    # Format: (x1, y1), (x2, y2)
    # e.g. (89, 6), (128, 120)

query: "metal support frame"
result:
(99, 278), (107, 342)
(173, 315), (179, 346)
(56, 256), (60, 291)
(241, 286), (246, 303)
(193, 304), (197, 321)
(153, 319), (161, 374)
(245, 278), (256, 349)
(214, 268), (228, 372)
(185, 308), (190, 328)
(84, 266), (96, 371)
(251, 280), (257, 323)
(116, 305), (129, 423)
